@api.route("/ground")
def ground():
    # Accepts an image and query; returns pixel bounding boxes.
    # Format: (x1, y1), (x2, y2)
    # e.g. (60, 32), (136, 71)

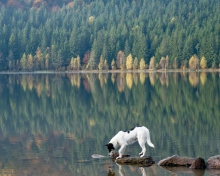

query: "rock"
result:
(116, 156), (155, 167)
(206, 155), (220, 169)
(189, 157), (206, 169)
(158, 155), (195, 167)
(110, 152), (130, 159)
(92, 154), (106, 158)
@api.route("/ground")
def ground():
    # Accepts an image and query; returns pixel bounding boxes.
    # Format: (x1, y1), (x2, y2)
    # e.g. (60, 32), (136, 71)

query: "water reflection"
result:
(0, 72), (220, 175)
(2, 72), (218, 94)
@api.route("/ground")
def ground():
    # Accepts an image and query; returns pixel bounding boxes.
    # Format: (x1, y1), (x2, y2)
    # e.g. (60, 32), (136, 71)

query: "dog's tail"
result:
(147, 139), (155, 148)
(145, 128), (155, 148)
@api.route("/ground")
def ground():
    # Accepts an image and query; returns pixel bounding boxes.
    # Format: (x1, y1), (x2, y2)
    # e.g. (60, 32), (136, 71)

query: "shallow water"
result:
(0, 72), (219, 175)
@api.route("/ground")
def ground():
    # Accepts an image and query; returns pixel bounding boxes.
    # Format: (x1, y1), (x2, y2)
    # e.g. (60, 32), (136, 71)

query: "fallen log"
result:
(116, 156), (155, 167)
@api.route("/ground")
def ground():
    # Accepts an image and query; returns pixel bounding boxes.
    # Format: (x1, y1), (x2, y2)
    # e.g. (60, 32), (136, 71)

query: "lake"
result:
(0, 72), (220, 175)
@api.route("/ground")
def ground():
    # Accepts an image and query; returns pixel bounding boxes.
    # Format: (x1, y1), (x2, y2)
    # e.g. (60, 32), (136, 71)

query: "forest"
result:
(0, 0), (219, 71)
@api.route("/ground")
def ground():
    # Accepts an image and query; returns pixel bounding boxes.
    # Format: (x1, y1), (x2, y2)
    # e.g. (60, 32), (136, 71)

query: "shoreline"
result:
(0, 68), (220, 74)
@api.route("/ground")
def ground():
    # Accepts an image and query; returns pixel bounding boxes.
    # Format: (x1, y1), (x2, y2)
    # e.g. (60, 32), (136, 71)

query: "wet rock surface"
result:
(116, 156), (155, 167)
(206, 155), (220, 169)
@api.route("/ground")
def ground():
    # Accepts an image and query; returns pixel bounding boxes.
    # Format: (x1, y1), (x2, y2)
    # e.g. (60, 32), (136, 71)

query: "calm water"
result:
(0, 72), (220, 176)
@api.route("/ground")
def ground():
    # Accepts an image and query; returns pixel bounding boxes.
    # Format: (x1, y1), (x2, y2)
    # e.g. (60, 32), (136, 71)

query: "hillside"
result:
(0, 0), (219, 71)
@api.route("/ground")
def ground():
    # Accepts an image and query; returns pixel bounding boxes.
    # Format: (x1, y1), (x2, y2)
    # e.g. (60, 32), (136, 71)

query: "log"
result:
(116, 156), (155, 167)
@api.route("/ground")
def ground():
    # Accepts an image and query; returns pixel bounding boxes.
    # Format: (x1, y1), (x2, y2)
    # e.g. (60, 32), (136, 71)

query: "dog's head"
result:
(105, 143), (115, 156)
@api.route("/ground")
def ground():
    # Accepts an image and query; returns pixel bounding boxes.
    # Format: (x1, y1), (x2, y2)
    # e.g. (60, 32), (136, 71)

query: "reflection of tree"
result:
(139, 73), (146, 84)
(0, 73), (220, 174)
(189, 72), (199, 87)
(200, 72), (207, 85)
(126, 73), (133, 89)
(149, 72), (155, 86)
(158, 72), (169, 86)
(117, 73), (125, 92)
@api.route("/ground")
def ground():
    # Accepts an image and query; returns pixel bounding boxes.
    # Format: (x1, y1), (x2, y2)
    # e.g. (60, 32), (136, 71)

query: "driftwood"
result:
(116, 156), (155, 167)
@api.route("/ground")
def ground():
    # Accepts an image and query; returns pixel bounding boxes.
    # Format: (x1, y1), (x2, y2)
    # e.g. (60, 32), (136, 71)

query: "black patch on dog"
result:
(129, 127), (136, 131)
(124, 126), (139, 133)
(105, 143), (115, 152)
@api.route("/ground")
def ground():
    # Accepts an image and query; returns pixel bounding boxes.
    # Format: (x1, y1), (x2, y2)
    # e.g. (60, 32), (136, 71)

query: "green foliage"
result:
(0, 0), (219, 71)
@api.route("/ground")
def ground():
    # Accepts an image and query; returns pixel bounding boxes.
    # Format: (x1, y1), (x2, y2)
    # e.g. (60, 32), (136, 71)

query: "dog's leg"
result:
(139, 146), (146, 157)
(116, 144), (127, 159)
(139, 152), (143, 156)
(138, 134), (147, 157)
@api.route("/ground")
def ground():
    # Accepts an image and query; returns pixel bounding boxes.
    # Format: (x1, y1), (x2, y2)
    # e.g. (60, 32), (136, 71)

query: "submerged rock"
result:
(206, 155), (220, 169)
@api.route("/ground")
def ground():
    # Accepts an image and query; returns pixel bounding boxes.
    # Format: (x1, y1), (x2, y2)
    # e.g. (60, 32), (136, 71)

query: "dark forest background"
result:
(0, 0), (219, 71)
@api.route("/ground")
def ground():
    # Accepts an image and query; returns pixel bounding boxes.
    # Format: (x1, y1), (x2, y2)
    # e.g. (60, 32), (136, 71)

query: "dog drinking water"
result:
(105, 126), (154, 159)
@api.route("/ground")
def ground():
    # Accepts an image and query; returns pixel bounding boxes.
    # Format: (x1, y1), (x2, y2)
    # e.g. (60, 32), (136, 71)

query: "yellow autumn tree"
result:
(27, 54), (33, 71)
(45, 53), (50, 70)
(189, 54), (199, 70)
(76, 55), (81, 70)
(104, 59), (108, 70)
(139, 58), (146, 70)
(20, 53), (27, 71)
(126, 53), (133, 70)
(159, 57), (166, 69)
(69, 57), (75, 70)
(165, 55), (169, 69)
(149, 56), (156, 70)
(98, 55), (104, 70)
(35, 46), (44, 70)
(200, 56), (207, 69)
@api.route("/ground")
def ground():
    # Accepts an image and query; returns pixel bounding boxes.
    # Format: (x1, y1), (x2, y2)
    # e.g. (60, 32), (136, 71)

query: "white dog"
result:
(106, 126), (154, 159)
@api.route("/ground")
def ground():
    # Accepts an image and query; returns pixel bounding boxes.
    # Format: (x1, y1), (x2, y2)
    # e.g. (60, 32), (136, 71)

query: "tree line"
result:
(0, 0), (219, 71)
